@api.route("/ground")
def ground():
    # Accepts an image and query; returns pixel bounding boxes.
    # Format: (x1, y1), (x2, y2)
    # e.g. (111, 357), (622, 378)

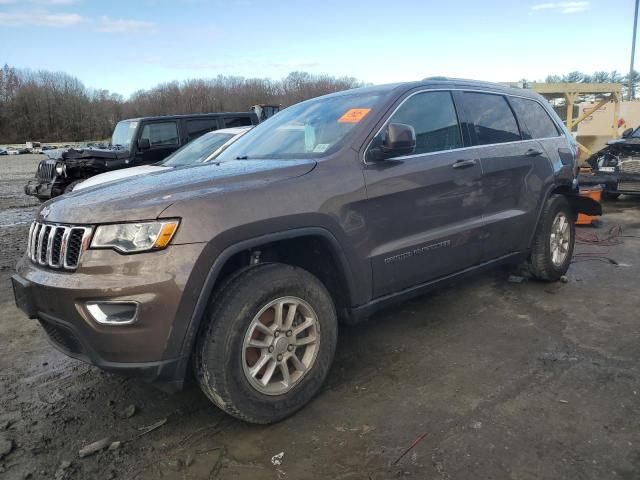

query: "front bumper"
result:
(13, 242), (208, 389)
(578, 171), (640, 195)
(24, 179), (62, 200)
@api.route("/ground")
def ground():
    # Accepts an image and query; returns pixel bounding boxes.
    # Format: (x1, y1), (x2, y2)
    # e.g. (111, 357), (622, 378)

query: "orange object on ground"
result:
(576, 185), (602, 225)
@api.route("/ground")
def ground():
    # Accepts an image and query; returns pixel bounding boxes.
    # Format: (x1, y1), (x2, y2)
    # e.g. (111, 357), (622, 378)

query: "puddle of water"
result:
(0, 207), (37, 228)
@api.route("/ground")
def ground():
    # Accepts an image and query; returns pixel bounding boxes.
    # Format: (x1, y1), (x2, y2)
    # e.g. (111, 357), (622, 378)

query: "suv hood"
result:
(73, 165), (170, 191)
(64, 148), (130, 160)
(39, 159), (317, 224)
(44, 147), (130, 162)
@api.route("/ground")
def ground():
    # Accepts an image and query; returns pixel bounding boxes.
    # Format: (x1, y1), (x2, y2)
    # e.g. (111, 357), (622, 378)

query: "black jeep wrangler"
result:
(25, 112), (259, 200)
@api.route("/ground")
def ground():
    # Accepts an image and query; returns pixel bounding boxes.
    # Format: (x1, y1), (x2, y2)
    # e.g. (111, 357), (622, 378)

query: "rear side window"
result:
(186, 119), (219, 141)
(509, 97), (560, 139)
(140, 122), (179, 147)
(463, 92), (520, 145)
(224, 116), (253, 128)
(387, 91), (462, 155)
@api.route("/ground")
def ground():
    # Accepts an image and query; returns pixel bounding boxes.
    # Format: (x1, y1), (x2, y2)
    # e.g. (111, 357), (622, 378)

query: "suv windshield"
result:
(111, 121), (138, 148)
(161, 131), (236, 167)
(217, 91), (382, 160)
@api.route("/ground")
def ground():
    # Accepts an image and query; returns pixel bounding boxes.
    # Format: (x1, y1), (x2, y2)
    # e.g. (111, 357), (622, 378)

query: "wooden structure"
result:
(528, 82), (624, 155)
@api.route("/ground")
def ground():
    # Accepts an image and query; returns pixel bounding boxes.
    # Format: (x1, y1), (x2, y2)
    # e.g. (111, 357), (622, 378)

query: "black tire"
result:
(528, 194), (575, 281)
(602, 191), (620, 200)
(195, 263), (338, 424)
(63, 179), (83, 193)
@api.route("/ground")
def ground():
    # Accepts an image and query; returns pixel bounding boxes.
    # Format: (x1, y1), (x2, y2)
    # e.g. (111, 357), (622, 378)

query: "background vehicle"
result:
(584, 126), (640, 198)
(25, 112), (259, 201)
(12, 79), (600, 425)
(73, 127), (252, 192)
(7, 147), (28, 155)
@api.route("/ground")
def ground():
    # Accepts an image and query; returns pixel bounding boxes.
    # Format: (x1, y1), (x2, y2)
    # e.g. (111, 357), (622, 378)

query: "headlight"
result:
(91, 220), (179, 253)
(55, 162), (65, 176)
(597, 154), (619, 168)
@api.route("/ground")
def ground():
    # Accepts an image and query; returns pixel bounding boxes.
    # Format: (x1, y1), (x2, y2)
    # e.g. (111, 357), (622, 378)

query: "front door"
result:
(362, 90), (485, 298)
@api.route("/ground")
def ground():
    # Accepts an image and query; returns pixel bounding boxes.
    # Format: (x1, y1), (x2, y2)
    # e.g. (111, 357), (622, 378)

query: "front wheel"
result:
(528, 194), (575, 281)
(63, 179), (84, 194)
(195, 263), (337, 424)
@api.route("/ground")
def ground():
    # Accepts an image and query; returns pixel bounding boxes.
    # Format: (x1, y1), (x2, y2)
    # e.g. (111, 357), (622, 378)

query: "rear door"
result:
(458, 91), (552, 260)
(508, 95), (571, 179)
(137, 120), (181, 164)
(222, 115), (255, 128)
(362, 90), (485, 298)
(184, 117), (220, 143)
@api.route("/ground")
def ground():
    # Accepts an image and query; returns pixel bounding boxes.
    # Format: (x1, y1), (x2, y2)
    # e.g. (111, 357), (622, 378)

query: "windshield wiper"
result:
(235, 155), (249, 160)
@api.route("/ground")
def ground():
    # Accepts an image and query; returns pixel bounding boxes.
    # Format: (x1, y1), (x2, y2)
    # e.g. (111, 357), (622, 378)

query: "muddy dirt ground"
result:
(1, 154), (640, 479)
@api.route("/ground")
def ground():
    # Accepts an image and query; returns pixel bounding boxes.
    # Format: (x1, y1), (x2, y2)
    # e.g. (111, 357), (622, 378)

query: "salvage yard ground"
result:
(1, 154), (640, 479)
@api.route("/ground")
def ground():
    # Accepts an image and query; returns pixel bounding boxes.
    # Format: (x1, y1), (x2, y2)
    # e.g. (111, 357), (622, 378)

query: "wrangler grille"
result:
(27, 222), (92, 270)
(620, 159), (640, 174)
(36, 160), (56, 181)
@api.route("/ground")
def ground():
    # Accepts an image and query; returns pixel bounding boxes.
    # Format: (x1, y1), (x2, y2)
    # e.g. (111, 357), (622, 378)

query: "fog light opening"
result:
(86, 301), (138, 325)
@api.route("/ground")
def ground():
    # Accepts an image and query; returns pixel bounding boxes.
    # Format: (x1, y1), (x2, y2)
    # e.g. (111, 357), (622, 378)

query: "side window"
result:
(509, 97), (560, 139)
(140, 122), (179, 147)
(224, 116), (253, 128)
(186, 119), (219, 141)
(386, 91), (462, 155)
(463, 93), (520, 145)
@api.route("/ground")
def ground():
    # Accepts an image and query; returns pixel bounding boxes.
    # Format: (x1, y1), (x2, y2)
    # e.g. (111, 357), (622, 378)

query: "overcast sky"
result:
(0, 0), (636, 97)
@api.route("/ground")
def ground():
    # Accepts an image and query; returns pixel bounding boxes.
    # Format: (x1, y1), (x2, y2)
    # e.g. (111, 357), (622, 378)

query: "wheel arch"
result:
(179, 227), (357, 358)
(528, 182), (601, 250)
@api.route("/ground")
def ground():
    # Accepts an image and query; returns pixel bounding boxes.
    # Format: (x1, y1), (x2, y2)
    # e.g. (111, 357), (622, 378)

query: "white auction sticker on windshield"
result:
(313, 144), (330, 153)
(129, 122), (138, 129)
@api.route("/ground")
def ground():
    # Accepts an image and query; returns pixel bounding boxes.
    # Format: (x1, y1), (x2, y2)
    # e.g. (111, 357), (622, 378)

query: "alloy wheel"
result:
(550, 212), (571, 267)
(241, 296), (320, 395)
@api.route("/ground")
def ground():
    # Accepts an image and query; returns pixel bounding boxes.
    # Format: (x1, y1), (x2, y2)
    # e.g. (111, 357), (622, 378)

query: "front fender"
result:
(172, 227), (362, 360)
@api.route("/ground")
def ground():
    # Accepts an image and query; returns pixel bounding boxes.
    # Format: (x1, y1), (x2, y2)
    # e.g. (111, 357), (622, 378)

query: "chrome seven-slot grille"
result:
(27, 222), (92, 270)
(37, 160), (56, 181)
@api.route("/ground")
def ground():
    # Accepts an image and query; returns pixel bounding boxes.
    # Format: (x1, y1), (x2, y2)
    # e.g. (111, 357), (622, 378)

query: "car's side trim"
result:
(348, 251), (525, 324)
(179, 226), (356, 357)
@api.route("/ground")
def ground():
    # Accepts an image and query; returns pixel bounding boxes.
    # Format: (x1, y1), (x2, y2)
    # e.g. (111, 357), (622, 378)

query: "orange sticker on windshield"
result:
(338, 108), (371, 123)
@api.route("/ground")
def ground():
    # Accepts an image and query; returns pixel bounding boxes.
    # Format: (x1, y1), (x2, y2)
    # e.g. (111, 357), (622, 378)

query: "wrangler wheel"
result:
(195, 263), (337, 424)
(64, 179), (83, 194)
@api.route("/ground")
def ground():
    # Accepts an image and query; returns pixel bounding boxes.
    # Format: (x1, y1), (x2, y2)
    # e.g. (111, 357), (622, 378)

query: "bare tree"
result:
(0, 65), (364, 144)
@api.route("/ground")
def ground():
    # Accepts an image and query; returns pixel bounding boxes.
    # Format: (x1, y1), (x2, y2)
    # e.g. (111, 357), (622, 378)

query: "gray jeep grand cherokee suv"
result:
(12, 79), (600, 424)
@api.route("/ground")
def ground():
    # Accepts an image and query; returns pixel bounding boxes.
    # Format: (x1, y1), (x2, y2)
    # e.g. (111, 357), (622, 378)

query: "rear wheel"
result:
(195, 263), (337, 424)
(529, 194), (575, 281)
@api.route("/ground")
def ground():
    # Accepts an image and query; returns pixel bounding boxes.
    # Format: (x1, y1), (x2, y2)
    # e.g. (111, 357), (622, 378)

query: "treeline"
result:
(543, 70), (640, 99)
(0, 64), (363, 144)
(544, 70), (629, 84)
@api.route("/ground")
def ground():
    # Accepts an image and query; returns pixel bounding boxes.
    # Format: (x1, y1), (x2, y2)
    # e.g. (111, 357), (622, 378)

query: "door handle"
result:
(525, 148), (543, 157)
(452, 159), (477, 169)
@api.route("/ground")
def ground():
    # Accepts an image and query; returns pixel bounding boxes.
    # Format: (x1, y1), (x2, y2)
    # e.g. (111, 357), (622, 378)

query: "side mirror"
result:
(138, 138), (151, 150)
(368, 123), (416, 162)
(622, 127), (634, 138)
